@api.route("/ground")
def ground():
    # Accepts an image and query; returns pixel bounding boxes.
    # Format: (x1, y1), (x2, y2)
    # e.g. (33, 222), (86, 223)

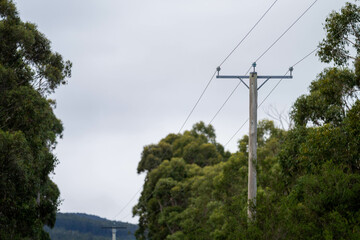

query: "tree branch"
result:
(344, 36), (356, 46)
(351, 23), (360, 40)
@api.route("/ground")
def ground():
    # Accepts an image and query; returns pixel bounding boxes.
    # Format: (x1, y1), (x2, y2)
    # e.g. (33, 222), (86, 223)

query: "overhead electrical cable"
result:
(113, 188), (142, 220)
(225, 119), (249, 147)
(178, 0), (280, 133)
(115, 44), (323, 222)
(209, 82), (241, 124)
(126, 47), (319, 219)
(292, 47), (319, 67)
(210, 0), (319, 125)
(254, 0), (319, 64)
(257, 47), (320, 112)
(117, 0), (341, 223)
(218, 0), (280, 67)
(258, 70), (290, 108)
(118, 47), (325, 222)
(178, 70), (217, 133)
(224, 45), (322, 147)
(114, 0), (285, 221)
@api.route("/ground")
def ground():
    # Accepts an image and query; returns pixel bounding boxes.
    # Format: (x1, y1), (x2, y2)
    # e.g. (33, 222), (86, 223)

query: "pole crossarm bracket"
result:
(239, 78), (249, 89)
(257, 75), (293, 79)
(257, 77), (270, 90)
(216, 75), (251, 79)
(216, 75), (293, 79)
(216, 74), (293, 90)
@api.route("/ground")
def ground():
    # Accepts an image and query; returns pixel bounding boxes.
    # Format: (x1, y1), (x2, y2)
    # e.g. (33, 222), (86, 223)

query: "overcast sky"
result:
(16, 0), (348, 224)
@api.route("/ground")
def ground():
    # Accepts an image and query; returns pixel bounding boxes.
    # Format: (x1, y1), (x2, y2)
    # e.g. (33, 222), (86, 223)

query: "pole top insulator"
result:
(216, 66), (221, 76)
(252, 62), (256, 73)
(289, 66), (294, 76)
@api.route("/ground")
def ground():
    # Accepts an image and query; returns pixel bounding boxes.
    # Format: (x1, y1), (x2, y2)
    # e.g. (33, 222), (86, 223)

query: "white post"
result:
(112, 228), (117, 240)
(248, 71), (257, 219)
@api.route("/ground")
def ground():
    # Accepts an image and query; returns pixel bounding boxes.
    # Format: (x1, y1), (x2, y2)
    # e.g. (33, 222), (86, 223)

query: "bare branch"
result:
(344, 36), (356, 46)
(263, 104), (292, 130)
(351, 23), (360, 40)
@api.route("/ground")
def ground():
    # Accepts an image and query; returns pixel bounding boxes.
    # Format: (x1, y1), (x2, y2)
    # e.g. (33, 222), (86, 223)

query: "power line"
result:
(224, 45), (320, 147)
(178, 0), (280, 133)
(292, 47), (318, 67)
(118, 46), (328, 224)
(120, 211), (134, 223)
(222, 20), (347, 148)
(113, 188), (142, 220)
(254, 0), (319, 64)
(115, 0), (301, 220)
(114, 0), (317, 221)
(114, 44), (323, 223)
(210, 0), (319, 124)
(223, 72), (289, 148)
(120, 191), (155, 223)
(258, 48), (321, 110)
(118, 0), (344, 224)
(258, 70), (289, 108)
(178, 70), (217, 133)
(218, 0), (280, 67)
(225, 119), (248, 147)
(247, 0), (319, 74)
(125, 46), (321, 222)
(209, 81), (241, 124)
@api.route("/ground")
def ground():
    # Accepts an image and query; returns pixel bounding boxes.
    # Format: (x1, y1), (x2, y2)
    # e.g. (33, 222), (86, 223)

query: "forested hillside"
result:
(45, 213), (137, 240)
(133, 2), (360, 239)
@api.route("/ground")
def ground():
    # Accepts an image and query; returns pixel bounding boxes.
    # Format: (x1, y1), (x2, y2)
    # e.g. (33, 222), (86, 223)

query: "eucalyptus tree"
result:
(0, 1), (71, 239)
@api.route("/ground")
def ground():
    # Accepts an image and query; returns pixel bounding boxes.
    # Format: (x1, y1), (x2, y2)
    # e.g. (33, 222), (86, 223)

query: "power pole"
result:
(248, 68), (257, 219)
(102, 226), (126, 240)
(216, 62), (293, 219)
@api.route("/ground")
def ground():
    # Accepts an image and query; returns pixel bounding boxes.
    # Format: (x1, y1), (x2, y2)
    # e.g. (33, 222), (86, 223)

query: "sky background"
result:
(16, 0), (348, 224)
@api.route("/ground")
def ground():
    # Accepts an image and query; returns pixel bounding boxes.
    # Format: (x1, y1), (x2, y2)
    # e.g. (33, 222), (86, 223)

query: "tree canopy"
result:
(0, 0), (71, 239)
(133, 2), (360, 239)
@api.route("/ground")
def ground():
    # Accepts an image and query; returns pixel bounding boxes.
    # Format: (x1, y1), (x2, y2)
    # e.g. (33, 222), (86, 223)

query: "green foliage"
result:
(137, 121), (230, 175)
(134, 122), (230, 239)
(134, 119), (286, 240)
(0, 0), (71, 238)
(135, 111), (360, 239)
(137, 142), (173, 174)
(134, 2), (360, 239)
(286, 164), (360, 239)
(291, 67), (359, 127)
(318, 1), (360, 65)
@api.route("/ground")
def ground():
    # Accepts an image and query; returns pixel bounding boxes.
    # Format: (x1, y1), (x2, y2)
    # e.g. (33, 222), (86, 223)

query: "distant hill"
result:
(45, 213), (137, 240)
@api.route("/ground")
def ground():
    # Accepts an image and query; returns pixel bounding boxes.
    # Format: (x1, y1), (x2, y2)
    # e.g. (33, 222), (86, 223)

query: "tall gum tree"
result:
(133, 122), (230, 240)
(0, 0), (71, 239)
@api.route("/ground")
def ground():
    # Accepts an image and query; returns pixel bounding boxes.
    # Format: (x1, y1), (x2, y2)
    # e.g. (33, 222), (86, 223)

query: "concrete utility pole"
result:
(102, 226), (126, 240)
(216, 63), (293, 219)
